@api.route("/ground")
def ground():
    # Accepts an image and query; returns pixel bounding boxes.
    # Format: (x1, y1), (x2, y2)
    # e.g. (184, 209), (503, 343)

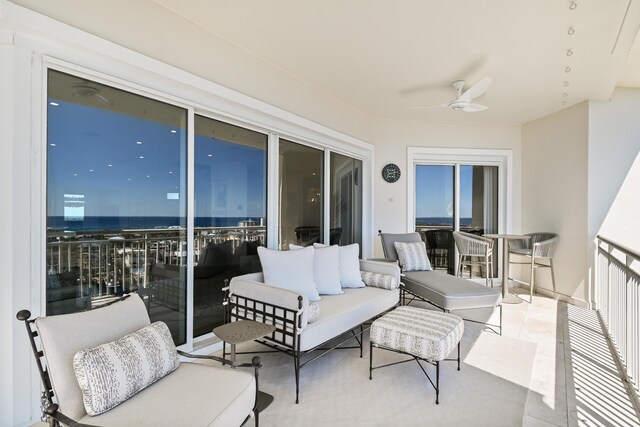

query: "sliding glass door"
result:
(193, 116), (267, 336)
(47, 70), (188, 343)
(415, 163), (499, 277)
(45, 68), (367, 346)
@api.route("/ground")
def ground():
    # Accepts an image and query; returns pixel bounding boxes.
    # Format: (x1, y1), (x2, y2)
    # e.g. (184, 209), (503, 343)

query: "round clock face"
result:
(382, 163), (401, 183)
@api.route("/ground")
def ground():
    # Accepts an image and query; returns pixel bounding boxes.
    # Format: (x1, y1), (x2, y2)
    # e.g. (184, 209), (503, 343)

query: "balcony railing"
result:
(46, 226), (266, 303)
(596, 235), (640, 398)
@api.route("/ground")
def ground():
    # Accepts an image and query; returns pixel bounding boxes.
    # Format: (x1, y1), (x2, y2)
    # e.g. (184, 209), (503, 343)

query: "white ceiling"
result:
(7, 0), (640, 125)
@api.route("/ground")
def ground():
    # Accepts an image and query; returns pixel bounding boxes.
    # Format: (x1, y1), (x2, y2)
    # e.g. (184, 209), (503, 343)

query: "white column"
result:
(0, 32), (43, 426)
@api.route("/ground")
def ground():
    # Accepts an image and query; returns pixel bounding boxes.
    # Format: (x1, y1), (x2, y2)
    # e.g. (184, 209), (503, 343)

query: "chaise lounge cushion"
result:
(403, 270), (502, 311)
(77, 362), (256, 427)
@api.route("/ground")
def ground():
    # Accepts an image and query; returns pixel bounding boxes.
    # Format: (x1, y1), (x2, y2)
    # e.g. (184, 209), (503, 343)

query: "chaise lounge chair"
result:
(379, 231), (503, 334)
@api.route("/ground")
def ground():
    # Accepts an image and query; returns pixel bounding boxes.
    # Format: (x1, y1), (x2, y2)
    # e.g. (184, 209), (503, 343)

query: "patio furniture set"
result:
(17, 231), (557, 426)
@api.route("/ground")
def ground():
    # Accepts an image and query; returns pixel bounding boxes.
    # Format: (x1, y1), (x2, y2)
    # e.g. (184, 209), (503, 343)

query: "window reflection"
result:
(279, 140), (323, 249)
(330, 153), (362, 251)
(46, 70), (188, 344)
(193, 116), (267, 337)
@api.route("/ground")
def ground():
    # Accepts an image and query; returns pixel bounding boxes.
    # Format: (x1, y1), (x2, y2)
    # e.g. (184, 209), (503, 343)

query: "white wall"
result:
(6, 0), (373, 142)
(588, 87), (640, 250)
(370, 120), (522, 257)
(521, 102), (590, 304)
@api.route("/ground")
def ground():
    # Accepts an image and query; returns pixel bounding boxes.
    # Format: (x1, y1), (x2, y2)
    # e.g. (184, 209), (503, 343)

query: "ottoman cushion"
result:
(370, 306), (463, 362)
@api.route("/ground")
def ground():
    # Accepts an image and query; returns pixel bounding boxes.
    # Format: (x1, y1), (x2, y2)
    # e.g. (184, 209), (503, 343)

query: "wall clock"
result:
(382, 163), (401, 183)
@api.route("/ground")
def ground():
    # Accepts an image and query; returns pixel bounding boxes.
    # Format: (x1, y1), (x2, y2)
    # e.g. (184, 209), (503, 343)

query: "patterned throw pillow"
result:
(73, 321), (179, 416)
(307, 302), (321, 324)
(360, 271), (399, 290)
(393, 241), (432, 272)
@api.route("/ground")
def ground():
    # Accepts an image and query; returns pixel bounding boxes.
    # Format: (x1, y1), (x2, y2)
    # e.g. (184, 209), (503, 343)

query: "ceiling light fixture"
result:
(139, 156), (144, 159)
(136, 141), (143, 145)
(566, 49), (573, 56)
(568, 27), (575, 35)
(170, 130), (177, 134)
(49, 102), (59, 107)
(563, 92), (569, 98)
(563, 81), (570, 87)
(569, 1), (577, 10)
(50, 143), (57, 147)
(89, 169), (94, 172)
(108, 164), (112, 167)
(565, 66), (572, 73)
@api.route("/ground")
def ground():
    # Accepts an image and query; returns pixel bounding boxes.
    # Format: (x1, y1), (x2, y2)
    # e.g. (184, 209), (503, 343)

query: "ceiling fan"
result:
(71, 83), (113, 105)
(411, 76), (492, 112)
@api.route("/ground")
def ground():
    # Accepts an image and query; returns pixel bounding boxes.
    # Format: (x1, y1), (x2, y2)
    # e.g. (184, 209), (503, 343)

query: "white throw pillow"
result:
(314, 243), (365, 288)
(393, 241), (432, 272)
(258, 246), (321, 301)
(73, 321), (179, 416)
(289, 244), (343, 295)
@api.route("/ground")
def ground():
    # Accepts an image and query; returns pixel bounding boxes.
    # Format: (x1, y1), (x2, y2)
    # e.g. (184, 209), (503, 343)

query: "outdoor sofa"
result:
(227, 251), (401, 403)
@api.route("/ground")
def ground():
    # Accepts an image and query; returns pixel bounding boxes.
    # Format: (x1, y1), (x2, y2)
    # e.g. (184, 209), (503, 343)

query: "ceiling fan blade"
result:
(458, 76), (492, 102)
(462, 103), (489, 112)
(95, 93), (112, 105)
(409, 103), (448, 109)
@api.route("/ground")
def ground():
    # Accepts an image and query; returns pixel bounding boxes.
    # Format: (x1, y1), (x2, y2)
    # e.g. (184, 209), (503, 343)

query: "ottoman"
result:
(369, 306), (464, 404)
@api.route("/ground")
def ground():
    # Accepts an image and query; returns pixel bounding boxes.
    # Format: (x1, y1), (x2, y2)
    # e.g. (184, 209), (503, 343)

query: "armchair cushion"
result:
(35, 294), (151, 419)
(394, 241), (432, 272)
(73, 321), (179, 416)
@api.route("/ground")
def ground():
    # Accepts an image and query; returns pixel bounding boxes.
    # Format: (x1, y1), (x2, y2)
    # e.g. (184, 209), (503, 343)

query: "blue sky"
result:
(47, 100), (266, 219)
(415, 165), (473, 218)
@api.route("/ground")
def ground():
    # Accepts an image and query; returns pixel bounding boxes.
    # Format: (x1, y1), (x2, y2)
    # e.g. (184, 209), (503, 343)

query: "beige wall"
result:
(370, 120), (522, 257)
(588, 87), (640, 250)
(521, 102), (590, 304)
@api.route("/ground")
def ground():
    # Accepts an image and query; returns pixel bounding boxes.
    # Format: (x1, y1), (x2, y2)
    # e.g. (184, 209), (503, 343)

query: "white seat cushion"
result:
(78, 362), (255, 427)
(371, 306), (463, 362)
(299, 287), (399, 351)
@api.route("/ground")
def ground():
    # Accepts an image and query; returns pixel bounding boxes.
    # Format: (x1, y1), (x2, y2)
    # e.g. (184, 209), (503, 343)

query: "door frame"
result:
(407, 147), (513, 277)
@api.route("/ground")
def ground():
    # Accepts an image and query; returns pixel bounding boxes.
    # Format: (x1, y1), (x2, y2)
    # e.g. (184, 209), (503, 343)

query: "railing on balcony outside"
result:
(46, 226), (266, 303)
(596, 235), (640, 398)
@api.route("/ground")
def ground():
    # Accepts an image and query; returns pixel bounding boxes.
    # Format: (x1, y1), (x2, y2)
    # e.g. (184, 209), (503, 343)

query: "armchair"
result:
(508, 232), (559, 301)
(17, 291), (264, 426)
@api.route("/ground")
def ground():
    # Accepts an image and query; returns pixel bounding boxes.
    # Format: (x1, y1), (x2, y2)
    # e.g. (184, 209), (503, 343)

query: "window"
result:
(278, 139), (324, 249)
(409, 147), (510, 278)
(46, 70), (188, 343)
(330, 152), (362, 250)
(193, 115), (267, 336)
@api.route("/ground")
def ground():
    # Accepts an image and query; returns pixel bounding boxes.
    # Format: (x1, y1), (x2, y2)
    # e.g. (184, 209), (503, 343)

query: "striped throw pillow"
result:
(360, 271), (399, 290)
(73, 322), (179, 416)
(393, 241), (432, 272)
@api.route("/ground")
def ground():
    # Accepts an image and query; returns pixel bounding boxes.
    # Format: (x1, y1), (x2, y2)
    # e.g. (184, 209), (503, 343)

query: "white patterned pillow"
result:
(361, 271), (399, 290)
(307, 302), (321, 324)
(393, 241), (432, 272)
(73, 321), (179, 416)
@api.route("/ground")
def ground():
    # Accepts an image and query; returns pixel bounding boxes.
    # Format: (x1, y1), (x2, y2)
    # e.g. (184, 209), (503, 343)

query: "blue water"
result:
(416, 217), (471, 226)
(47, 216), (264, 232)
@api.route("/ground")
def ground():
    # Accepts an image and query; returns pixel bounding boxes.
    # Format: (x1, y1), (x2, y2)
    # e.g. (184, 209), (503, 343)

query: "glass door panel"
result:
(194, 116), (267, 337)
(278, 140), (324, 249)
(415, 165), (455, 274)
(330, 153), (362, 251)
(46, 69), (188, 344)
(459, 165), (499, 278)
